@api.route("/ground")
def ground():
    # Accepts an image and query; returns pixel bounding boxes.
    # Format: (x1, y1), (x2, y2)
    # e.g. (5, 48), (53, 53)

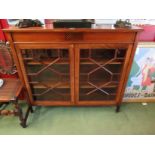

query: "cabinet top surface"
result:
(3, 24), (143, 33)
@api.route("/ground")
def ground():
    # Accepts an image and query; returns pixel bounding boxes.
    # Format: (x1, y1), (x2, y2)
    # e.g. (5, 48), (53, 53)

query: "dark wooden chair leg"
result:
(116, 105), (120, 113)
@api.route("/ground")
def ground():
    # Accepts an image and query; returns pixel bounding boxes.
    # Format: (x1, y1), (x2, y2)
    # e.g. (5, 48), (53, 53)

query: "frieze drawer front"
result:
(3, 26), (142, 111)
(10, 32), (135, 43)
(11, 32), (65, 43)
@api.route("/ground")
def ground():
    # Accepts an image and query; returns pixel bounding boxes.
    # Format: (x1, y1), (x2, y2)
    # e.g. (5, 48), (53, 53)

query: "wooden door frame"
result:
(74, 43), (132, 106)
(15, 43), (75, 106)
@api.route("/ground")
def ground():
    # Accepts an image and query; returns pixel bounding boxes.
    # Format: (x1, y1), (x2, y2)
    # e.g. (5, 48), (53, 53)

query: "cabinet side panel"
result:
(15, 46), (34, 104)
(115, 44), (133, 103)
(116, 32), (139, 104)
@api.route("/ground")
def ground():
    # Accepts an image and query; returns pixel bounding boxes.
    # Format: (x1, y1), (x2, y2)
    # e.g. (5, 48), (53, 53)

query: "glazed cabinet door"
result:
(15, 44), (74, 106)
(75, 44), (133, 105)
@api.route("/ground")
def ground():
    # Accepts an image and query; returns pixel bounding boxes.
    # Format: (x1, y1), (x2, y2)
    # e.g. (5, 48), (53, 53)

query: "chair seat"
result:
(0, 79), (23, 102)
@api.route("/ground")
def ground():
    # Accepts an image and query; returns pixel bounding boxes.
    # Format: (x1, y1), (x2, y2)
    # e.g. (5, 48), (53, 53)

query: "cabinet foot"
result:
(20, 106), (34, 128)
(30, 106), (34, 113)
(116, 105), (120, 113)
(20, 121), (27, 128)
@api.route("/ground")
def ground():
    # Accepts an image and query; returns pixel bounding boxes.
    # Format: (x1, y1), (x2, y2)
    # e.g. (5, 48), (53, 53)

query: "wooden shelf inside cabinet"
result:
(24, 58), (70, 65)
(80, 58), (124, 65)
(29, 81), (70, 88)
(81, 83), (118, 89)
(29, 81), (119, 89)
(24, 58), (125, 65)
(26, 60), (124, 66)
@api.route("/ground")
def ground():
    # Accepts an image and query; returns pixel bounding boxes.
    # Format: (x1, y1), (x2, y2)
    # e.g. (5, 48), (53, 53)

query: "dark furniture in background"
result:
(3, 25), (142, 112)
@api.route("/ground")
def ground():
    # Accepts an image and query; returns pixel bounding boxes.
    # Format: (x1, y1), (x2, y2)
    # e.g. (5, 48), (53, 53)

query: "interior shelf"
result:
(24, 58), (69, 65)
(79, 87), (117, 101)
(80, 58), (124, 65)
(32, 87), (71, 101)
(28, 81), (119, 89)
(24, 58), (124, 65)
(29, 81), (70, 88)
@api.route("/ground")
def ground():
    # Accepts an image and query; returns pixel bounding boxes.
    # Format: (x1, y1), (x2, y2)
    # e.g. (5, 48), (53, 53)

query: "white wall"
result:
(95, 19), (155, 25)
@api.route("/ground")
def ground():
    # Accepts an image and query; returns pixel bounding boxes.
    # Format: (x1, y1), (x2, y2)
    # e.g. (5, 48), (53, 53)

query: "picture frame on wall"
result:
(123, 42), (155, 103)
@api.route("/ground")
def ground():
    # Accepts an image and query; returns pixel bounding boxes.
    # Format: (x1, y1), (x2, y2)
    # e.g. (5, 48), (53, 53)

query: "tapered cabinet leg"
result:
(116, 105), (120, 113)
(22, 87), (34, 127)
(24, 105), (34, 125)
(30, 106), (34, 113)
(20, 120), (27, 128)
(13, 99), (27, 128)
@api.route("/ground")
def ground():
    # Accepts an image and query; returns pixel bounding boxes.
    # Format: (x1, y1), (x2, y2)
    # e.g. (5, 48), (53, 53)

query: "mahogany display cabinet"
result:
(3, 25), (142, 112)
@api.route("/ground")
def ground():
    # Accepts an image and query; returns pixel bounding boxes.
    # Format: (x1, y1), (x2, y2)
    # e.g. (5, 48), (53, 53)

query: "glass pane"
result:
(21, 48), (70, 101)
(79, 48), (127, 101)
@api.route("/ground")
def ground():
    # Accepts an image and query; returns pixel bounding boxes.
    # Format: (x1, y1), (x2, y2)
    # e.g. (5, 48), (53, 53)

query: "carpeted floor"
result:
(0, 103), (155, 135)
